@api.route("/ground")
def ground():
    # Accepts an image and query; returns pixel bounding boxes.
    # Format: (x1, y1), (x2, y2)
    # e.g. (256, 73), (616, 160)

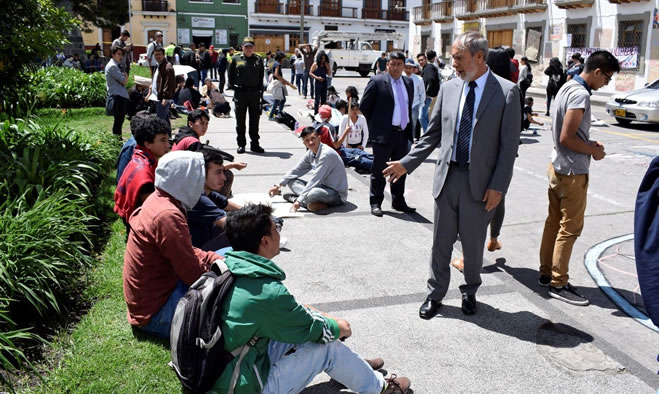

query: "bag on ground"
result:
(276, 111), (297, 130)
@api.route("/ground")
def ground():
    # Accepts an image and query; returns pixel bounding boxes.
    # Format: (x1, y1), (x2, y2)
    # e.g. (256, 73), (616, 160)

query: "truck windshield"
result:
(361, 42), (372, 51)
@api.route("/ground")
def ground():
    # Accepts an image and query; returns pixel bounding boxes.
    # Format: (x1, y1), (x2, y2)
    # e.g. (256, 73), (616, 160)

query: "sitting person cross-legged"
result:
(315, 104), (373, 174)
(268, 126), (348, 213)
(123, 150), (222, 338)
(114, 114), (171, 230)
(210, 203), (411, 393)
(187, 146), (243, 250)
(172, 109), (247, 197)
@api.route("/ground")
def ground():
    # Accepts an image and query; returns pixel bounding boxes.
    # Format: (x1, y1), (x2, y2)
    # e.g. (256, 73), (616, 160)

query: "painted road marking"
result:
(591, 128), (659, 144)
(584, 234), (659, 333)
(514, 166), (632, 208)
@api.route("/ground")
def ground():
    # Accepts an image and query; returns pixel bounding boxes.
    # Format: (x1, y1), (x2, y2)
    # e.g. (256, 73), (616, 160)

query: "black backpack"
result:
(276, 111), (297, 130)
(169, 261), (257, 394)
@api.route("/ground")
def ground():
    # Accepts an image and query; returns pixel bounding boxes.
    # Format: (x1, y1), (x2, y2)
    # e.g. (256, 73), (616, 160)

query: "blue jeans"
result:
(295, 73), (303, 94)
(269, 98), (285, 118)
(411, 105), (420, 140)
(303, 69), (315, 98)
(326, 76), (333, 88)
(420, 97), (432, 134)
(187, 71), (198, 89)
(138, 280), (188, 339)
(155, 99), (170, 123)
(289, 179), (342, 207)
(340, 147), (373, 173)
(290, 67), (295, 84)
(262, 340), (384, 394)
(200, 69), (208, 85)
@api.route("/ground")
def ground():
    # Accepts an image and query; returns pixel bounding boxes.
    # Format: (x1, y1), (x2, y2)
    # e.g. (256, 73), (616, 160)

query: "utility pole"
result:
(300, 0), (305, 44)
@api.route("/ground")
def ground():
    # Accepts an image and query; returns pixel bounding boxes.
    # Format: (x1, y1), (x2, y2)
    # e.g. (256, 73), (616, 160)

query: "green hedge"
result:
(0, 118), (120, 390)
(26, 67), (107, 110)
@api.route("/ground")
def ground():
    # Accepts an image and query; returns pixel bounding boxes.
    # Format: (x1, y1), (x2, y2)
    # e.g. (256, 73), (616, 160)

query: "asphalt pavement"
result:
(202, 70), (658, 393)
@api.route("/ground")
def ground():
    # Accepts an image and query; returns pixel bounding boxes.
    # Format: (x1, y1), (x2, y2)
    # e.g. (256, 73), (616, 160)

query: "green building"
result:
(176, 0), (248, 49)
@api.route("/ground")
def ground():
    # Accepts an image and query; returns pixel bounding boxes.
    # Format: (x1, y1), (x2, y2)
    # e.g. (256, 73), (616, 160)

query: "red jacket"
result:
(510, 58), (520, 83)
(114, 146), (156, 221)
(123, 188), (220, 326)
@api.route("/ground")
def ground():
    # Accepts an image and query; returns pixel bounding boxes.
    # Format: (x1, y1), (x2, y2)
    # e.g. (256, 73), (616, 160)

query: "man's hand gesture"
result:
(383, 161), (408, 183)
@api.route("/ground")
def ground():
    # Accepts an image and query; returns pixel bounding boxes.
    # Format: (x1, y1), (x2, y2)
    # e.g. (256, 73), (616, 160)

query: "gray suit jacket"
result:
(400, 72), (521, 200)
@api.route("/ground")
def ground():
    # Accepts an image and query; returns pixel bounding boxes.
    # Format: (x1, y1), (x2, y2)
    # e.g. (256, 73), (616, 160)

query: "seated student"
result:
(211, 204), (411, 393)
(172, 74), (186, 105)
(123, 150), (222, 339)
(335, 99), (348, 116)
(523, 96), (544, 135)
(187, 146), (242, 250)
(127, 80), (151, 118)
(268, 127), (348, 213)
(210, 88), (231, 118)
(114, 115), (171, 228)
(315, 105), (373, 174)
(339, 101), (370, 150)
(200, 77), (217, 105)
(345, 85), (359, 104)
(177, 77), (202, 109)
(172, 109), (247, 197)
(327, 86), (341, 107)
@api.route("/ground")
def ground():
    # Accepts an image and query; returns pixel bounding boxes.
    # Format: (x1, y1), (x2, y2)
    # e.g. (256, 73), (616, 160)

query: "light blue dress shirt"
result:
(388, 73), (409, 127)
(452, 68), (490, 162)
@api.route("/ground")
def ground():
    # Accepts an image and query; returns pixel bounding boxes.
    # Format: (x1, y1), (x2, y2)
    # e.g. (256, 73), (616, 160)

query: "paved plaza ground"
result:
(202, 71), (658, 392)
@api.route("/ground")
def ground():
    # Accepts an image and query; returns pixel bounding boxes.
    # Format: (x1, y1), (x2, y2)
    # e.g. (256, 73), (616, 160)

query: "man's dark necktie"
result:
(456, 81), (477, 166)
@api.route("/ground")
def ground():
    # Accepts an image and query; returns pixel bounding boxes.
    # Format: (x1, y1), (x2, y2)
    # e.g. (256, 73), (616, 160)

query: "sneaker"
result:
(382, 374), (411, 394)
(538, 275), (551, 287)
(237, 146), (245, 154)
(549, 283), (590, 306)
(250, 145), (265, 153)
(307, 202), (328, 212)
(282, 193), (297, 203)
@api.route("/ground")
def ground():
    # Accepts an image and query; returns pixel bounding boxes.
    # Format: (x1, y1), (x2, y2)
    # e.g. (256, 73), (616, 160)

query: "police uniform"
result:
(228, 37), (265, 153)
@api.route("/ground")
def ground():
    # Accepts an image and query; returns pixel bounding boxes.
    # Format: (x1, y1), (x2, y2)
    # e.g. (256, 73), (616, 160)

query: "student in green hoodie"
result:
(211, 204), (411, 394)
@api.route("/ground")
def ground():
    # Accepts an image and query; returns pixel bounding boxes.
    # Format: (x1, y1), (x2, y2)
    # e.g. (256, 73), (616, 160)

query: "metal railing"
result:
(413, 5), (431, 23)
(362, 8), (408, 20)
(286, 2), (314, 15)
(255, 0), (284, 13)
(319, 5), (358, 18)
(142, 0), (167, 12)
(431, 1), (453, 20)
(455, 0), (545, 15)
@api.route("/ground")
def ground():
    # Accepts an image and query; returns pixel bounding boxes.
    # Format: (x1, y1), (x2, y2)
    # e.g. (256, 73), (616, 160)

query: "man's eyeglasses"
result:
(602, 71), (613, 84)
(272, 216), (284, 233)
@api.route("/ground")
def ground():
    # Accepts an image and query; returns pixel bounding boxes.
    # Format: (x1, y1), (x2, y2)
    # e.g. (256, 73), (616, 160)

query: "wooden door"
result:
(253, 34), (285, 54)
(321, 0), (341, 16)
(487, 29), (513, 48)
(363, 0), (380, 18)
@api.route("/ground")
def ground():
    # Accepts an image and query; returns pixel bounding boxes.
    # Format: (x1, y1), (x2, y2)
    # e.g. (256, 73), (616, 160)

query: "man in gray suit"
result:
(384, 31), (521, 317)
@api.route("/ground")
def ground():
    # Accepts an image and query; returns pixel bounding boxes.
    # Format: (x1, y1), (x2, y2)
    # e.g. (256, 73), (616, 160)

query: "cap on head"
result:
(319, 105), (332, 119)
(404, 58), (418, 67)
(155, 31), (163, 37)
(242, 37), (255, 47)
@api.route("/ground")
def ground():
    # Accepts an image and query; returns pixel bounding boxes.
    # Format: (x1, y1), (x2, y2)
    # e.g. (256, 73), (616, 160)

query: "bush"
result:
(24, 67), (107, 110)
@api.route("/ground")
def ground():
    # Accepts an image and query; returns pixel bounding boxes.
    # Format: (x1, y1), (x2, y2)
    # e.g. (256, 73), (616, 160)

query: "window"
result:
(325, 25), (339, 31)
(223, 0), (239, 3)
(440, 32), (451, 61)
(618, 20), (643, 48)
(567, 23), (587, 48)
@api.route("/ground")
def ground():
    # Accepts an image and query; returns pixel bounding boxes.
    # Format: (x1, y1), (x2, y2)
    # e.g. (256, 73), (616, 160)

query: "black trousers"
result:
(233, 89), (261, 148)
(370, 130), (411, 206)
(219, 72), (226, 93)
(112, 95), (128, 136)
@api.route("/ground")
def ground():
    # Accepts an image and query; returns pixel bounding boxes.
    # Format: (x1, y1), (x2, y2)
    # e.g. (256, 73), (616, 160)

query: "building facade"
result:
(250, 0), (421, 53)
(410, 0), (659, 92)
(176, 0), (249, 49)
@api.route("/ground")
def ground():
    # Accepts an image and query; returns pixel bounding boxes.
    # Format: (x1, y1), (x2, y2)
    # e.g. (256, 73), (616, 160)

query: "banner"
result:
(215, 30), (227, 45)
(565, 47), (639, 70)
(525, 29), (542, 62)
(192, 17), (215, 29)
(177, 28), (190, 44)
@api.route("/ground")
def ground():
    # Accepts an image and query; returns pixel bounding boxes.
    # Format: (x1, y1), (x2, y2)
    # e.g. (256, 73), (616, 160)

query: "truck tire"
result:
(358, 64), (371, 77)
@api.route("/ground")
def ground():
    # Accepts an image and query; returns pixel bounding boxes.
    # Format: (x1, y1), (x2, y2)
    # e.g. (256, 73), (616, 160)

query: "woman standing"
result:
(310, 50), (331, 114)
(544, 57), (565, 116)
(518, 56), (532, 98)
(105, 46), (129, 138)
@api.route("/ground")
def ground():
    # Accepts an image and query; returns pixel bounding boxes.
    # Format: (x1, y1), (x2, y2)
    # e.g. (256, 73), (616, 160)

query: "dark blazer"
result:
(360, 73), (415, 144)
(156, 60), (176, 100)
(400, 72), (522, 201)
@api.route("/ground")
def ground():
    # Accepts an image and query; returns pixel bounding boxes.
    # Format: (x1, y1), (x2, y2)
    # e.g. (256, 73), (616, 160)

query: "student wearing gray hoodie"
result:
(123, 150), (223, 339)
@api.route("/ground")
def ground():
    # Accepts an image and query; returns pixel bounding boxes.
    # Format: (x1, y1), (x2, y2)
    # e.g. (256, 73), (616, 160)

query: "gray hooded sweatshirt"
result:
(155, 151), (205, 210)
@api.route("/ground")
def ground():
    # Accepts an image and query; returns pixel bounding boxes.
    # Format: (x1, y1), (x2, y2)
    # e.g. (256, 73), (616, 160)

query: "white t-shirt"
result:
(339, 114), (369, 147)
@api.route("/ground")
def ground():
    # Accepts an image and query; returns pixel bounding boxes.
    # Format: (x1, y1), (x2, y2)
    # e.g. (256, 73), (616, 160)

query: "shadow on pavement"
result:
(382, 210), (432, 224)
(520, 137), (540, 144)
(484, 258), (632, 316)
(314, 201), (359, 215)
(245, 151), (294, 159)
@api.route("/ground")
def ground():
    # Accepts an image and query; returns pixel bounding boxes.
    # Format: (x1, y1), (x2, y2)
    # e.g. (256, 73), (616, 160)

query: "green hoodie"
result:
(210, 251), (340, 393)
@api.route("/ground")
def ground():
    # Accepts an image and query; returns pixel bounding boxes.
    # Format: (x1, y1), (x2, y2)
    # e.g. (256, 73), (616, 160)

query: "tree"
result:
(0, 0), (76, 115)
(69, 0), (129, 31)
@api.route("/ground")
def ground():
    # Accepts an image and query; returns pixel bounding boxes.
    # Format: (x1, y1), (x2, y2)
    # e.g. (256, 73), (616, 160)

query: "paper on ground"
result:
(232, 193), (304, 218)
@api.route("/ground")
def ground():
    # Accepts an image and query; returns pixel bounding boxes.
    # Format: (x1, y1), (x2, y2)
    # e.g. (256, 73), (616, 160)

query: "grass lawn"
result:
(14, 106), (186, 393)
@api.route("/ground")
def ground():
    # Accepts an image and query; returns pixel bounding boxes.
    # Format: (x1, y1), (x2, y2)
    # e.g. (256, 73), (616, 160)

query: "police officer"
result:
(228, 37), (265, 154)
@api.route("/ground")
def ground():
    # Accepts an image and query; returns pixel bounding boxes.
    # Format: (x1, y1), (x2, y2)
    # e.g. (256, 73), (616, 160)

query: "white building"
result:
(249, 0), (422, 53)
(409, 0), (659, 92)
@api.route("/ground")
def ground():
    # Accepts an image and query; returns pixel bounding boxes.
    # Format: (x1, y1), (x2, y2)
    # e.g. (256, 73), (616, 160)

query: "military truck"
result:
(310, 31), (404, 77)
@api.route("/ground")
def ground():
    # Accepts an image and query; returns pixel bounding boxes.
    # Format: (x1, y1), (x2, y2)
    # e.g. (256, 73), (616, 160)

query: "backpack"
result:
(169, 261), (257, 394)
(276, 111), (297, 130)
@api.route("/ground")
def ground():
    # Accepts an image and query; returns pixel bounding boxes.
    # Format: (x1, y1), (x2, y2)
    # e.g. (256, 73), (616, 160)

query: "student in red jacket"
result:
(123, 150), (222, 338)
(114, 115), (171, 229)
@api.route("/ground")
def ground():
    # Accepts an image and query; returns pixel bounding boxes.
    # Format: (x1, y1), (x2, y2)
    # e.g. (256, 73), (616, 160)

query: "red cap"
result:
(318, 105), (332, 119)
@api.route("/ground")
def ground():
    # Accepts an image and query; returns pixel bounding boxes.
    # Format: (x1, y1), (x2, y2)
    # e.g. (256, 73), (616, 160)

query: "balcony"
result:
(431, 1), (453, 23)
(319, 5), (358, 17)
(142, 0), (168, 12)
(255, 0), (284, 13)
(553, 0), (594, 8)
(455, 0), (546, 20)
(286, 2), (313, 15)
(413, 5), (431, 25)
(362, 8), (409, 21)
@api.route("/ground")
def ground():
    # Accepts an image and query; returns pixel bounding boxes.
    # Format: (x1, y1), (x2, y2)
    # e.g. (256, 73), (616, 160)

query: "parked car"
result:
(137, 53), (149, 68)
(605, 79), (659, 125)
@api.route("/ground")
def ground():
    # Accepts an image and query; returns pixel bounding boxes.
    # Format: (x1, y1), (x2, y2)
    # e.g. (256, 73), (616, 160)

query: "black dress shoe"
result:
(419, 297), (442, 320)
(461, 294), (477, 315)
(371, 205), (383, 217)
(250, 145), (265, 153)
(392, 203), (416, 213)
(237, 146), (245, 154)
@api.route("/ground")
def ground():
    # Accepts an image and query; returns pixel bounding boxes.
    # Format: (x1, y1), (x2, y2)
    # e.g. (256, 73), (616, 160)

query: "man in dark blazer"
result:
(361, 51), (416, 217)
(384, 32), (521, 317)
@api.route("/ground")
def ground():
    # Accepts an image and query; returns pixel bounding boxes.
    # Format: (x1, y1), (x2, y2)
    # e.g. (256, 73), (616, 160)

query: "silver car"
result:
(605, 79), (659, 125)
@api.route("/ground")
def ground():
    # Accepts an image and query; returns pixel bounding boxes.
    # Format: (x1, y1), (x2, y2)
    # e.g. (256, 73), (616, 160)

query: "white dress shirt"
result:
(452, 68), (490, 162)
(388, 73), (410, 127)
